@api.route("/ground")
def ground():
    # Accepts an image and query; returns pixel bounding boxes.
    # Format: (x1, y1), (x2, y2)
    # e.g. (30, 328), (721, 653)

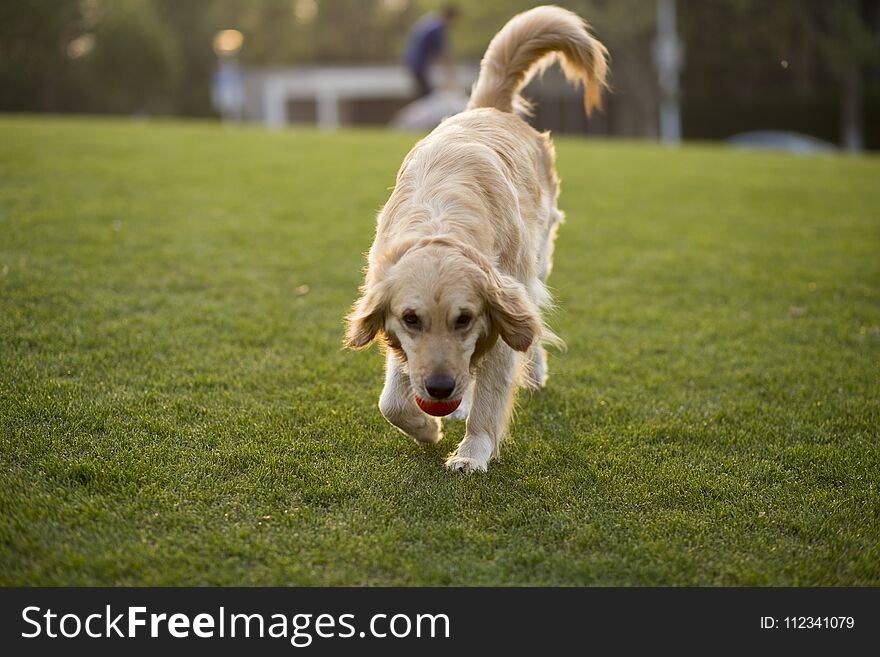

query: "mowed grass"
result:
(0, 115), (878, 586)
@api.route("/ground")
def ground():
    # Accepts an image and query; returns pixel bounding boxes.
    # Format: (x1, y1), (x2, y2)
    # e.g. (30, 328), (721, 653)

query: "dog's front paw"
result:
(444, 453), (488, 473)
(445, 436), (493, 473)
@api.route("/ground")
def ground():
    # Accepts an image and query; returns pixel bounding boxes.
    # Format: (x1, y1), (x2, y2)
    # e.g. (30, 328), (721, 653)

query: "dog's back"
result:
(379, 6), (608, 283)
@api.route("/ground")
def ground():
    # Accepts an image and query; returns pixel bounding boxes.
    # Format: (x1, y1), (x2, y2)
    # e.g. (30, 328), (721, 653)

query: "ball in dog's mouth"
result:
(415, 396), (462, 417)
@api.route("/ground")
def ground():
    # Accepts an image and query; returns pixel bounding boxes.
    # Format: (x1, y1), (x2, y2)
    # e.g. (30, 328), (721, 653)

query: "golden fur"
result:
(345, 6), (608, 472)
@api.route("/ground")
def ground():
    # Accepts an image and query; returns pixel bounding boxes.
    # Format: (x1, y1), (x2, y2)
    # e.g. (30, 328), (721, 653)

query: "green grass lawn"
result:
(1, 116), (878, 586)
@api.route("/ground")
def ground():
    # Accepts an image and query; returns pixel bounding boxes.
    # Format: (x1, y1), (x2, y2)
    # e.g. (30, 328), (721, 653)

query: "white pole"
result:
(263, 80), (288, 128)
(655, 0), (682, 144)
(316, 88), (340, 131)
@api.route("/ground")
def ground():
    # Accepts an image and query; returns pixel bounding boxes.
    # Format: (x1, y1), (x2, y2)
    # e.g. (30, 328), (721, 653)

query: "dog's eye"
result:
(402, 312), (422, 329)
(455, 313), (472, 330)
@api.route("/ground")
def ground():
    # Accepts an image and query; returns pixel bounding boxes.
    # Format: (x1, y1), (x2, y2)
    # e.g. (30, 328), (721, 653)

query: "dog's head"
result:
(344, 238), (541, 406)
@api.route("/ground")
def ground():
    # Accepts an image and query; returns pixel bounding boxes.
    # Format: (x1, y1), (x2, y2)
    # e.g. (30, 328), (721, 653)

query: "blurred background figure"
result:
(403, 4), (460, 100)
(211, 29), (244, 122)
(394, 3), (468, 131)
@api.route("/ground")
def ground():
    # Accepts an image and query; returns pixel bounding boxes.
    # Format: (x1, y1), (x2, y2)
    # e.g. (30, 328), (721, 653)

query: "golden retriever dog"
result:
(345, 6), (608, 472)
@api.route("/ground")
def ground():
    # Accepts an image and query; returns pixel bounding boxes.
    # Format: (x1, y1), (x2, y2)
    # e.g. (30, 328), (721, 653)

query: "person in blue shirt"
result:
(403, 5), (459, 99)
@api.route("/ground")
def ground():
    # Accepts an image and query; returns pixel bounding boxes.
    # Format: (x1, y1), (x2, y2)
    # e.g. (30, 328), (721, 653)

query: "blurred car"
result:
(727, 131), (837, 154)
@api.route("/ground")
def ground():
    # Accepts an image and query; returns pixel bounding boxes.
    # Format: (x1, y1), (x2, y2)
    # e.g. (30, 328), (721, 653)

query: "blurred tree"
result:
(810, 0), (880, 151)
(0, 0), (83, 111)
(680, 0), (880, 149)
(0, 0), (877, 148)
(152, 0), (227, 117)
(88, 0), (180, 114)
(289, 0), (418, 64)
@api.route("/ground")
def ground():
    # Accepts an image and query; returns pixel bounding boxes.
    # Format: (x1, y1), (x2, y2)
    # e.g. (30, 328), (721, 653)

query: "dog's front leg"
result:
(379, 352), (442, 444)
(445, 342), (518, 473)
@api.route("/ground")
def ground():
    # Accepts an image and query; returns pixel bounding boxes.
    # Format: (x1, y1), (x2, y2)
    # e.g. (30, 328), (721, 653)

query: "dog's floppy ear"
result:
(485, 272), (541, 352)
(344, 278), (390, 349)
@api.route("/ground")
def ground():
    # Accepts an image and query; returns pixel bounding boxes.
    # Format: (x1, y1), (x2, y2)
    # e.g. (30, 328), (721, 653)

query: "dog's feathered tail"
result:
(467, 5), (609, 116)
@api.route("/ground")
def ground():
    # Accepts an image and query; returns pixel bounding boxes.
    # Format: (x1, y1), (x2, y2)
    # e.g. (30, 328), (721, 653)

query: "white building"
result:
(240, 63), (479, 129)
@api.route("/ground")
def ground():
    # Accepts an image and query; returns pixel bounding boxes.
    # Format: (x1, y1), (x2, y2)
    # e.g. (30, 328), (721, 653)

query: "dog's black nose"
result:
(425, 374), (456, 400)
